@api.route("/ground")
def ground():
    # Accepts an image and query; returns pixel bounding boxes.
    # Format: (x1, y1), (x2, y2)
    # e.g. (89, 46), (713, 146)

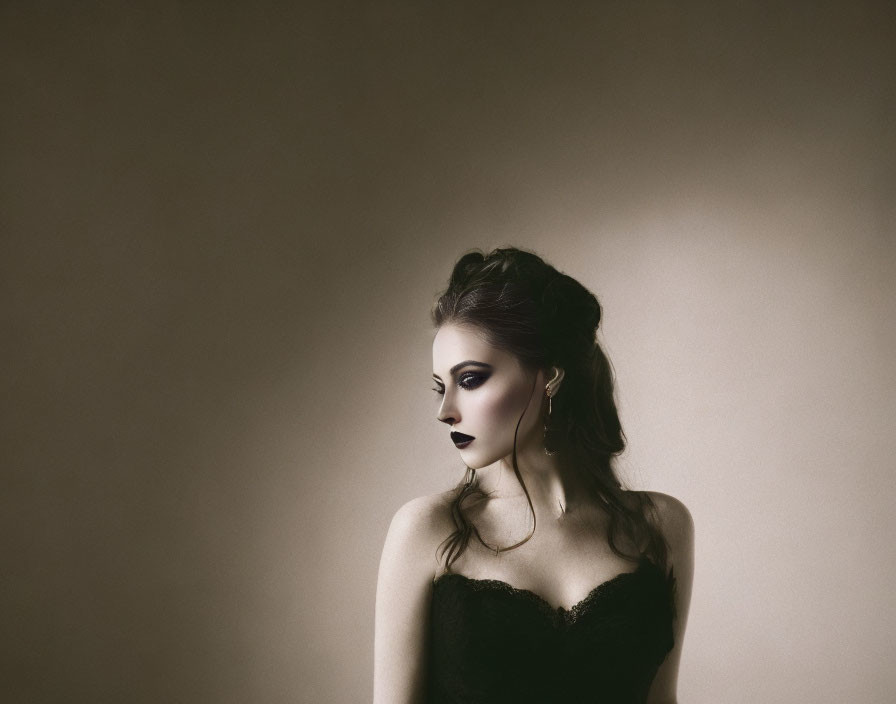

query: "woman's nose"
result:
(437, 395), (458, 426)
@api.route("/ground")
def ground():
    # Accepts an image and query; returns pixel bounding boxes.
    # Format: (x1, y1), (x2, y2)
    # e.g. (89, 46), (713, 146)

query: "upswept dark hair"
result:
(431, 246), (668, 573)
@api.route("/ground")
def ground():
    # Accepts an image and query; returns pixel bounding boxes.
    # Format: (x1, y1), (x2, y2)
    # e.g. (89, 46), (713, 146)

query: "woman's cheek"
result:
(480, 384), (526, 429)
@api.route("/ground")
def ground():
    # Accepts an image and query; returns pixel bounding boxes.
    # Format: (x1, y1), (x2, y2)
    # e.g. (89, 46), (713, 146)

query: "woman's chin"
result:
(457, 449), (493, 471)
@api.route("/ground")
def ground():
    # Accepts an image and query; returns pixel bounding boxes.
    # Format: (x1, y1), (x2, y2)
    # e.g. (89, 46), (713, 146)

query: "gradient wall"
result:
(3, 3), (894, 703)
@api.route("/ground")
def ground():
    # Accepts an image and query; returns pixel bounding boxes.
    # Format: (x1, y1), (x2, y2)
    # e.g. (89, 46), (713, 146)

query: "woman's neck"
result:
(482, 449), (590, 520)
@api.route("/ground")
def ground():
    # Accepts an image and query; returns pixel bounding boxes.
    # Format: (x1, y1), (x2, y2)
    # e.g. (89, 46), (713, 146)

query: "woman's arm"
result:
(373, 495), (446, 704)
(645, 491), (695, 704)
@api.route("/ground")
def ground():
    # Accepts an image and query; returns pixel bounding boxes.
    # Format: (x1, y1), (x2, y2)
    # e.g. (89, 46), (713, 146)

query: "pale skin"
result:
(374, 323), (695, 704)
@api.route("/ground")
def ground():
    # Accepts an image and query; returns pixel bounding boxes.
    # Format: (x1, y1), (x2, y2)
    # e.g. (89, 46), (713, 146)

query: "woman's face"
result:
(431, 323), (545, 469)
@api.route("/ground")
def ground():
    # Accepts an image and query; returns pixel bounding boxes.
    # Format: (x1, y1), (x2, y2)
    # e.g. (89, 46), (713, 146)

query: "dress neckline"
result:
(432, 558), (654, 617)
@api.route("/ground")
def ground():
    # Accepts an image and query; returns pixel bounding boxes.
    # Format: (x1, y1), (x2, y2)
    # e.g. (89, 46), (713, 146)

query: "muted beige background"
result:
(3, 2), (894, 703)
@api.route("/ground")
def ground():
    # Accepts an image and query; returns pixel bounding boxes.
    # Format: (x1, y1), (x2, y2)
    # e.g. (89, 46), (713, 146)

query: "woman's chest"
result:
(446, 520), (637, 611)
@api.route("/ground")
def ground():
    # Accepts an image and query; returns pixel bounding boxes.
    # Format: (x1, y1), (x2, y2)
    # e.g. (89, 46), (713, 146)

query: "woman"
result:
(374, 247), (694, 703)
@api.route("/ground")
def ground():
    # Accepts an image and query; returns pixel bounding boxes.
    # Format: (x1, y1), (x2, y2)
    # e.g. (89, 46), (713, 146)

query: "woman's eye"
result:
(458, 373), (486, 389)
(430, 374), (487, 395)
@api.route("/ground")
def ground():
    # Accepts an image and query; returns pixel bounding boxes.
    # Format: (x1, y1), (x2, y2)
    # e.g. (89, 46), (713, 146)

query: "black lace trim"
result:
(432, 557), (665, 626)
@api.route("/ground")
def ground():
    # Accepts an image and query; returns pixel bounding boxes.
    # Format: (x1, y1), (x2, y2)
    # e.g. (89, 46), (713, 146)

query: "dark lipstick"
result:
(450, 431), (475, 448)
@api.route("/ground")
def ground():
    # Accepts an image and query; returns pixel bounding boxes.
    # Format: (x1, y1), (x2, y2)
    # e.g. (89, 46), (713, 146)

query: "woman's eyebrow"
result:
(432, 360), (493, 381)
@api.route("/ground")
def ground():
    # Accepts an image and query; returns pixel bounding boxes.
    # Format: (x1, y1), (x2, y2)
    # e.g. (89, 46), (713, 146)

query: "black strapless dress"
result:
(427, 558), (675, 703)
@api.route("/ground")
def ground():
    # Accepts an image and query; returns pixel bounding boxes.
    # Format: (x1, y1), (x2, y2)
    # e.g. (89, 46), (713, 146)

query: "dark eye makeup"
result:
(431, 372), (489, 395)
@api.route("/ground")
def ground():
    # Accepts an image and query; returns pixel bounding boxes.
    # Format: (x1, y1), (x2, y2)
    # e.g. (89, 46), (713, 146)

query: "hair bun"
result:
(448, 250), (487, 290)
(542, 273), (601, 332)
(442, 248), (601, 355)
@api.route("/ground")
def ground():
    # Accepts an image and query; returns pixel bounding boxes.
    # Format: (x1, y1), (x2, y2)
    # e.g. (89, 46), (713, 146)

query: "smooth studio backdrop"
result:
(3, 2), (894, 703)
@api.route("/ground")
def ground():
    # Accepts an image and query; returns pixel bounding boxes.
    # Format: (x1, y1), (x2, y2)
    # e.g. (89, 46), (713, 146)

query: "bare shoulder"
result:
(639, 490), (695, 590)
(375, 490), (457, 702)
(382, 490), (456, 577)
(643, 491), (694, 544)
(639, 492), (694, 702)
(389, 490), (456, 540)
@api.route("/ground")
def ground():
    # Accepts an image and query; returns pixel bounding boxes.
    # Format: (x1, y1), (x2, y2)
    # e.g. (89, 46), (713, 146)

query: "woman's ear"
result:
(545, 367), (565, 396)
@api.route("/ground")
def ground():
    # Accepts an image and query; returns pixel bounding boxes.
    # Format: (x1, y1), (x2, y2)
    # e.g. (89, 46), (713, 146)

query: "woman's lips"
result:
(450, 431), (475, 448)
